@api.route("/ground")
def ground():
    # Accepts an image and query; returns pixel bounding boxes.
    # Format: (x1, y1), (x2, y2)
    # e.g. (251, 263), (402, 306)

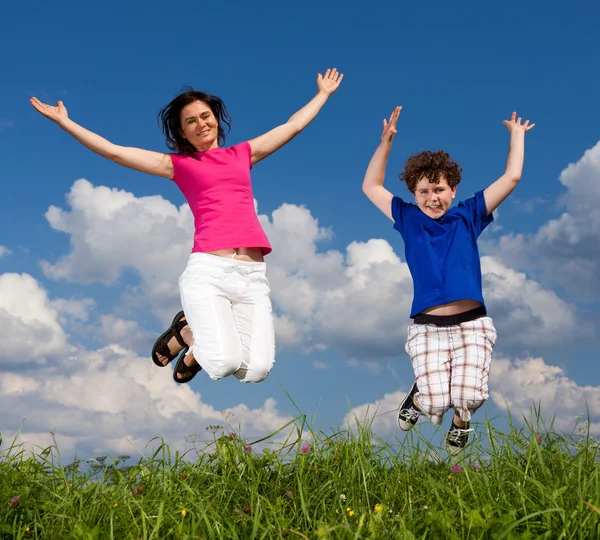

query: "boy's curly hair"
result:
(399, 150), (462, 194)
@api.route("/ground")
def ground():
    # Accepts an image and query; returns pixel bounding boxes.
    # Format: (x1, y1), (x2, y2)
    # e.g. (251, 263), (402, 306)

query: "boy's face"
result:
(414, 175), (456, 219)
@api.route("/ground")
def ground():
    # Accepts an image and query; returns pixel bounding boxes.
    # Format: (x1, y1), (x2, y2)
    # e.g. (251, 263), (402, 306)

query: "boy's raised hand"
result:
(382, 106), (402, 143)
(503, 111), (535, 133)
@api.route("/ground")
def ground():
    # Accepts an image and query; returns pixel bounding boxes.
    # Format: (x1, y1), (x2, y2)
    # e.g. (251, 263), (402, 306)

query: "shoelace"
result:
(399, 407), (421, 422)
(446, 427), (474, 445)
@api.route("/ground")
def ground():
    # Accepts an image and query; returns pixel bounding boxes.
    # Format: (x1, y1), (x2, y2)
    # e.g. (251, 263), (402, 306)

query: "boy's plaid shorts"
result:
(405, 316), (498, 424)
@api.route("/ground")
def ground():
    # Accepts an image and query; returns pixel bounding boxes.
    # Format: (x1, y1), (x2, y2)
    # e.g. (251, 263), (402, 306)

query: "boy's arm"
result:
(484, 111), (535, 215)
(362, 106), (402, 222)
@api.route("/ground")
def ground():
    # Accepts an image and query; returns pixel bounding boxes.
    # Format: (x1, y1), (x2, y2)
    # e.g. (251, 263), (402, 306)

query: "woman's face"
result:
(179, 100), (219, 151)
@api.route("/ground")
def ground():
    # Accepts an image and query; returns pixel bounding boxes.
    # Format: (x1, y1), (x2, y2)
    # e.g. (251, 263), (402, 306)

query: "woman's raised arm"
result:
(30, 98), (173, 179)
(247, 68), (343, 166)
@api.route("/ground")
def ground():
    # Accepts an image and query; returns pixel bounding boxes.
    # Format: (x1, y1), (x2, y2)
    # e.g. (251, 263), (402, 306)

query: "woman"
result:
(31, 68), (343, 384)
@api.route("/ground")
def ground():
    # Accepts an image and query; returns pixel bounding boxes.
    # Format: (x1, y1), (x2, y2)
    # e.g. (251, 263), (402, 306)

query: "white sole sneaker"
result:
(445, 422), (474, 455)
(397, 382), (421, 431)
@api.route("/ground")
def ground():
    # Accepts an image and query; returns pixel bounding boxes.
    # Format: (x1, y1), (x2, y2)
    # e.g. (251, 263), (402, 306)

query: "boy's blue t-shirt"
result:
(391, 190), (493, 318)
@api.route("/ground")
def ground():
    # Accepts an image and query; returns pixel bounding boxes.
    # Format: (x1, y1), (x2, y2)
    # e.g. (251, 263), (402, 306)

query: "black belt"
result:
(412, 306), (487, 327)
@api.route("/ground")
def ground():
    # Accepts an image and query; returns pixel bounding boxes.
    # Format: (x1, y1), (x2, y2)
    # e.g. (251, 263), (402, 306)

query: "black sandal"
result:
(151, 311), (188, 367)
(173, 350), (202, 384)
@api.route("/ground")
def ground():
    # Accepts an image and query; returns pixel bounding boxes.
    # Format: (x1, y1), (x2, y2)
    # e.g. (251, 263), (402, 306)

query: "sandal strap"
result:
(154, 342), (177, 361)
(172, 317), (188, 349)
(173, 348), (200, 383)
(151, 311), (188, 367)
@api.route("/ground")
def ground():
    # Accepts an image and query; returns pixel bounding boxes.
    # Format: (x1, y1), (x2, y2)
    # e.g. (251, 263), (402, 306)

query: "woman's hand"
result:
(30, 97), (69, 126)
(317, 68), (344, 96)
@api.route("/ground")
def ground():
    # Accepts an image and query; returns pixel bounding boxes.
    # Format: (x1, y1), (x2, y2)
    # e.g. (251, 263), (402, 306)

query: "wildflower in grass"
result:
(181, 509), (187, 518)
(333, 455), (340, 461)
(535, 433), (543, 444)
(228, 431), (236, 439)
(451, 464), (463, 473)
(340, 494), (347, 503)
(447, 475), (453, 480)
(8, 495), (20, 508)
(301, 443), (311, 454)
(327, 439), (334, 447)
(346, 507), (355, 517)
(113, 503), (118, 508)
(244, 444), (252, 453)
(243, 504), (251, 514)
(470, 462), (479, 472)
(283, 491), (294, 500)
(132, 485), (144, 496)
(374, 504), (384, 513)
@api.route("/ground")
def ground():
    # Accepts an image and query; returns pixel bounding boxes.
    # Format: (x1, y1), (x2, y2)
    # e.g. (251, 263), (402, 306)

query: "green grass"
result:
(1, 414), (599, 539)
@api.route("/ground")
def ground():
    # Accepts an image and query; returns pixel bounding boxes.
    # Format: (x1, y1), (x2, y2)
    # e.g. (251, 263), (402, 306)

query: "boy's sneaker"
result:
(445, 421), (474, 455)
(397, 382), (421, 431)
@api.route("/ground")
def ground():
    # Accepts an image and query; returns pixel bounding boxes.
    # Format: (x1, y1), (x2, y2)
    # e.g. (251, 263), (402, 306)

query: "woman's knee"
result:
(241, 367), (271, 383)
(192, 346), (242, 381)
(237, 357), (274, 383)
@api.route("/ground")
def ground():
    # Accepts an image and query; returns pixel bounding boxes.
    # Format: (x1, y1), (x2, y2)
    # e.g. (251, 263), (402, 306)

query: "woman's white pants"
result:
(178, 253), (275, 383)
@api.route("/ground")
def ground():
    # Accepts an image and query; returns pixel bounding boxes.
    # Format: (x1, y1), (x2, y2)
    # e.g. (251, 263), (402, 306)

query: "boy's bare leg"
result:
(453, 412), (467, 428)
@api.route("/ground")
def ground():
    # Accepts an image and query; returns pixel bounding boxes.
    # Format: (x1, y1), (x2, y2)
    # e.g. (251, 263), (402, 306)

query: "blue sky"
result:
(1, 0), (599, 457)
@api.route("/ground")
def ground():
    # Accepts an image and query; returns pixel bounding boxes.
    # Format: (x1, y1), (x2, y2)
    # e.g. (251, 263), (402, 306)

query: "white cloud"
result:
(50, 297), (95, 323)
(490, 355), (600, 435)
(99, 314), (154, 353)
(264, 209), (578, 356)
(1, 344), (295, 458)
(343, 355), (600, 439)
(343, 387), (406, 436)
(41, 179), (194, 322)
(484, 141), (600, 301)
(0, 373), (40, 395)
(0, 273), (72, 367)
(0, 273), (295, 457)
(41, 180), (582, 359)
(0, 245), (11, 258)
(8, 151), (599, 456)
(481, 257), (579, 348)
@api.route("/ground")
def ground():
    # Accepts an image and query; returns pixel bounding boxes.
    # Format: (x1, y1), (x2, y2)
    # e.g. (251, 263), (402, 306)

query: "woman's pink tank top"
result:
(171, 142), (272, 255)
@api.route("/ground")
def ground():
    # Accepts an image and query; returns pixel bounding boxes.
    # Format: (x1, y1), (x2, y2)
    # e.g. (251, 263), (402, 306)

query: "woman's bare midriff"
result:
(207, 247), (265, 263)
(421, 299), (482, 316)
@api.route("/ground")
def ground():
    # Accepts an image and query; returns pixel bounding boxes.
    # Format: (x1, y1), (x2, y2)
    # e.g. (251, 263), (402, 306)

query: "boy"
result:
(362, 106), (534, 454)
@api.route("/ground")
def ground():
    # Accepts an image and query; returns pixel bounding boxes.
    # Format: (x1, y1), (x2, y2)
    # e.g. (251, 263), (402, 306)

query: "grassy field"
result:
(1, 415), (599, 539)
